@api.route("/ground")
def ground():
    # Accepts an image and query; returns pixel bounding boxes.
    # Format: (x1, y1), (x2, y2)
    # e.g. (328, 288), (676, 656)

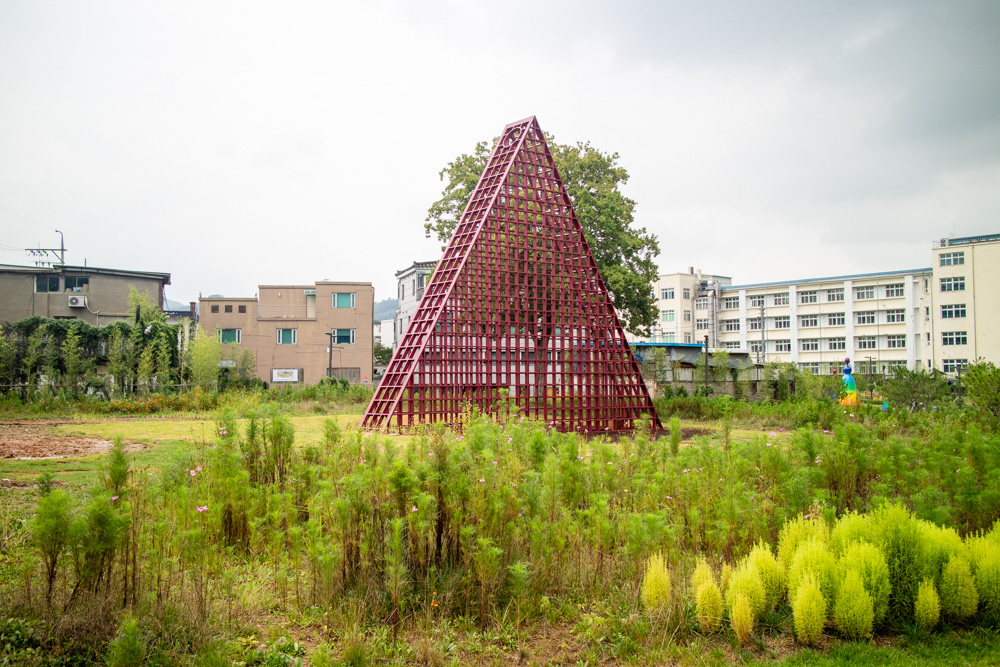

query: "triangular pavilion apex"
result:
(362, 116), (661, 433)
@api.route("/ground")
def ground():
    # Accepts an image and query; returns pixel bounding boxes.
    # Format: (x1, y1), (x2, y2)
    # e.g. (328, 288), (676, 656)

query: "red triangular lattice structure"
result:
(363, 116), (660, 433)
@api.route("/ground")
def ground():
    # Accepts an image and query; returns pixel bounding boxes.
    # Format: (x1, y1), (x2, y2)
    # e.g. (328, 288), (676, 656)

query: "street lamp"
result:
(325, 332), (344, 381)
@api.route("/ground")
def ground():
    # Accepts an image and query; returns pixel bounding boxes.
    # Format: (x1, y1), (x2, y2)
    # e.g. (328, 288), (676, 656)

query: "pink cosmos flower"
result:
(111, 495), (119, 501)
(196, 505), (208, 512)
(189, 470), (196, 477)
(479, 478), (486, 483)
(411, 506), (418, 513)
(196, 465), (202, 472)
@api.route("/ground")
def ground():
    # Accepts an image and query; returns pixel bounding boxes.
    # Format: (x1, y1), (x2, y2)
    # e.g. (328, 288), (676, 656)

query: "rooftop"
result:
(724, 268), (932, 291)
(0, 263), (170, 284)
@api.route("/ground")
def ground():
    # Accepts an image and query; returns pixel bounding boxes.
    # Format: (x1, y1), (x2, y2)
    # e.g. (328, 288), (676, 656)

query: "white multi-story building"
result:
(638, 269), (732, 346)
(716, 269), (932, 375)
(393, 260), (436, 346)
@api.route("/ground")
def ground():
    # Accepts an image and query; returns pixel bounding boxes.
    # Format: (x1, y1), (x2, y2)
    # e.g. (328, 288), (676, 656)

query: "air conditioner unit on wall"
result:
(68, 295), (87, 308)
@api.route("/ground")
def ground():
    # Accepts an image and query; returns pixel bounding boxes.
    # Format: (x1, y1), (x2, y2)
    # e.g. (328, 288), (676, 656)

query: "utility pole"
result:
(704, 334), (710, 392)
(325, 333), (344, 381)
(866, 355), (874, 399)
(760, 297), (766, 365)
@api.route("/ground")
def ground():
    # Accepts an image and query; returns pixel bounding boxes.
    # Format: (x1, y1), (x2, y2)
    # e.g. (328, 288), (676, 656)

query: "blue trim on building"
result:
(723, 268), (932, 291)
(945, 233), (1000, 246)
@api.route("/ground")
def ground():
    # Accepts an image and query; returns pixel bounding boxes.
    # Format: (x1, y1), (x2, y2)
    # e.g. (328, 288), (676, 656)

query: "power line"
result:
(0, 200), (51, 231)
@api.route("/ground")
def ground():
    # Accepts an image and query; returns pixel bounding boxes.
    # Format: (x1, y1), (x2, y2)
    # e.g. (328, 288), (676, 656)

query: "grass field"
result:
(1, 402), (998, 666)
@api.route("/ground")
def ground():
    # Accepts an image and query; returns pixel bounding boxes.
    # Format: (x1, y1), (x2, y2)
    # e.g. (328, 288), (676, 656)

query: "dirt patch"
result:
(0, 422), (146, 460)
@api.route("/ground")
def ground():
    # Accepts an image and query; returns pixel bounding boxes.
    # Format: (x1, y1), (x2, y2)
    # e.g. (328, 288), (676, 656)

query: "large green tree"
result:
(424, 135), (660, 336)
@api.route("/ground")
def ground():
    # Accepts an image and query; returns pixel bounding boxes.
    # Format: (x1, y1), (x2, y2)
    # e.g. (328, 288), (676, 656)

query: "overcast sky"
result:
(2, 1), (998, 305)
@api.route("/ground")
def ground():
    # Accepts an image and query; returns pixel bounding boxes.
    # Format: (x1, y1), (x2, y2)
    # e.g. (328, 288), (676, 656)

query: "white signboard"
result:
(271, 368), (299, 382)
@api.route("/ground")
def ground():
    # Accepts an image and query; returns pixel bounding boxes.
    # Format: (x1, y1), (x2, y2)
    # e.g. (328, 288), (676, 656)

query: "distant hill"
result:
(164, 298), (190, 311)
(373, 298), (398, 322)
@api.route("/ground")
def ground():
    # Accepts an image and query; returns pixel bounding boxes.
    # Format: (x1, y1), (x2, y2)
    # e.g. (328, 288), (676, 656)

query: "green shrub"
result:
(695, 580), (723, 633)
(641, 551), (672, 616)
(730, 593), (753, 646)
(918, 520), (966, 584)
(834, 570), (874, 640)
(787, 539), (838, 605)
(939, 555), (978, 622)
(872, 503), (923, 622)
(105, 615), (146, 667)
(839, 542), (891, 627)
(778, 514), (829, 573)
(745, 542), (784, 610)
(726, 563), (766, 619)
(915, 578), (940, 632)
(967, 539), (1000, 627)
(792, 573), (827, 646)
(30, 489), (74, 605)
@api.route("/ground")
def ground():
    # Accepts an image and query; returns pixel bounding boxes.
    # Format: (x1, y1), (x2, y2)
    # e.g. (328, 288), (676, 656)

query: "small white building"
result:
(394, 260), (436, 346)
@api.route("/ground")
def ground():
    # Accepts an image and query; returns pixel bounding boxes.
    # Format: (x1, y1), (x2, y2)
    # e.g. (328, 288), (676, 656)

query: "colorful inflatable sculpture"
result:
(840, 357), (860, 408)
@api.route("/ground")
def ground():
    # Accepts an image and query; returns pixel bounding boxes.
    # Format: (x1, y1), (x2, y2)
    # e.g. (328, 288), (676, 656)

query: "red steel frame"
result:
(363, 116), (661, 433)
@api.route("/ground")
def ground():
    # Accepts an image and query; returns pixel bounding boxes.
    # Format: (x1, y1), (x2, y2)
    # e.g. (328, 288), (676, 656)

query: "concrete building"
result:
(716, 269), (932, 375)
(394, 260), (436, 346)
(199, 281), (374, 386)
(637, 269), (733, 346)
(0, 263), (171, 326)
(928, 233), (1000, 375)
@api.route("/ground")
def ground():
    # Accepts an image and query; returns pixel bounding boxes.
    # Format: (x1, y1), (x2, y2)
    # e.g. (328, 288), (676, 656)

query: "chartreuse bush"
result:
(967, 537), (1000, 626)
(915, 579), (941, 631)
(725, 563), (766, 621)
(745, 542), (784, 610)
(792, 573), (826, 645)
(696, 580), (723, 633)
(691, 557), (715, 593)
(872, 503), (923, 623)
(641, 551), (671, 616)
(730, 593), (754, 646)
(839, 541), (891, 627)
(787, 539), (838, 606)
(834, 570), (874, 640)
(939, 555), (979, 621)
(778, 514), (829, 574)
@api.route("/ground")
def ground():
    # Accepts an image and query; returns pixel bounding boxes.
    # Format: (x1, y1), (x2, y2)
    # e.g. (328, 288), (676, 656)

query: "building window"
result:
(748, 317), (761, 331)
(943, 359), (968, 373)
(886, 309), (905, 323)
(225, 305), (233, 313)
(885, 284), (904, 298)
(219, 329), (241, 344)
(801, 339), (819, 351)
(942, 331), (967, 346)
(827, 313), (845, 326)
(856, 336), (877, 350)
(886, 334), (906, 349)
(696, 318), (710, 330)
(65, 277), (89, 292)
(722, 319), (740, 332)
(885, 360), (906, 371)
(211, 305), (220, 313)
(799, 362), (820, 374)
(682, 288), (691, 299)
(940, 252), (965, 266)
(694, 297), (708, 310)
(799, 291), (817, 304)
(774, 316), (790, 329)
(750, 341), (764, 353)
(34, 276), (60, 293)
(774, 293), (789, 306)
(661, 310), (675, 322)
(749, 295), (764, 308)
(775, 340), (791, 352)
(856, 311), (875, 325)
(276, 329), (297, 345)
(941, 304), (966, 318)
(722, 296), (739, 309)
(333, 292), (357, 308)
(828, 337), (846, 351)
(724, 341), (740, 349)
(827, 288), (844, 302)
(940, 277), (965, 292)
(663, 332), (676, 343)
(855, 286), (874, 300)
(400, 283), (405, 300)
(238, 305), (247, 314)
(661, 288), (675, 300)
(683, 310), (691, 322)
(800, 315), (818, 328)
(334, 328), (356, 344)
(683, 333), (692, 343)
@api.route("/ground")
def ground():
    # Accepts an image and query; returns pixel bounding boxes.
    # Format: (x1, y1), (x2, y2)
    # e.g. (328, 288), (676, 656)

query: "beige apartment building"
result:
(199, 281), (374, 386)
(633, 269), (733, 346)
(928, 234), (1000, 375)
(0, 263), (171, 326)
(716, 269), (932, 375)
